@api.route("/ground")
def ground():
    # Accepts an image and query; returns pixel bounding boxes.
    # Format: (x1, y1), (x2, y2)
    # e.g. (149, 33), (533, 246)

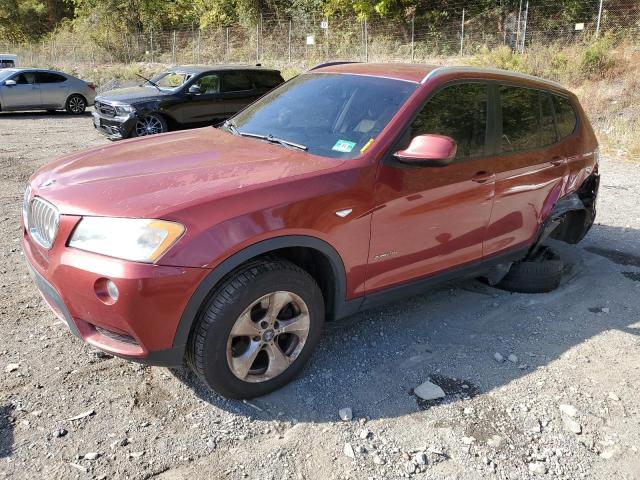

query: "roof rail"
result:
(309, 61), (361, 71)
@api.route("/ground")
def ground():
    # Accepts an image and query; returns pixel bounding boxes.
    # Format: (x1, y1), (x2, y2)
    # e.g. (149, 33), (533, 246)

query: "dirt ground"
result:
(1, 111), (639, 480)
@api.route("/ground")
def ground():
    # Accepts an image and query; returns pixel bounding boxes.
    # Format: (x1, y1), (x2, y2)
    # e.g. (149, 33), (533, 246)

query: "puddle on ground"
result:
(412, 374), (481, 411)
(622, 271), (640, 282)
(585, 246), (640, 267)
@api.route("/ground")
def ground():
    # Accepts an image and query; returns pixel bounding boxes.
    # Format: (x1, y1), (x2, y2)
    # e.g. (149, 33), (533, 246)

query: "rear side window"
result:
(250, 71), (283, 89)
(410, 82), (488, 160)
(539, 92), (557, 146)
(553, 95), (578, 139)
(0, 60), (15, 68)
(500, 85), (542, 152)
(222, 72), (253, 92)
(35, 72), (66, 83)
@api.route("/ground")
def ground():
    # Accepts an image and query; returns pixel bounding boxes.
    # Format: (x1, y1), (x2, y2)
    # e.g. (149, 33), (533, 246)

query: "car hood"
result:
(30, 128), (342, 218)
(96, 86), (171, 104)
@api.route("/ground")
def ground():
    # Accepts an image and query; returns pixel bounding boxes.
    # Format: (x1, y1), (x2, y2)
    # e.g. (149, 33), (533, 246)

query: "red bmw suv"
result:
(23, 63), (599, 398)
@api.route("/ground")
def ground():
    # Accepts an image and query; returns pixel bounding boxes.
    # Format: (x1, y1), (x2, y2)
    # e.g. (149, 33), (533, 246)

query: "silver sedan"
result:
(0, 68), (96, 114)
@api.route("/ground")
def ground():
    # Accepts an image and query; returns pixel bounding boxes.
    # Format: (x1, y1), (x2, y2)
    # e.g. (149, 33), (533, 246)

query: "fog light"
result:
(106, 280), (119, 300)
(95, 278), (119, 304)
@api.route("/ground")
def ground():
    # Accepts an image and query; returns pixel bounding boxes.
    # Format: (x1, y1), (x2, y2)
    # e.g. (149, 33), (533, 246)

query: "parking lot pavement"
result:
(1, 112), (639, 479)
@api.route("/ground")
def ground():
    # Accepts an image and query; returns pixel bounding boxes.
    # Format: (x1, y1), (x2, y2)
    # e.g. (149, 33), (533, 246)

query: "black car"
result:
(92, 65), (284, 139)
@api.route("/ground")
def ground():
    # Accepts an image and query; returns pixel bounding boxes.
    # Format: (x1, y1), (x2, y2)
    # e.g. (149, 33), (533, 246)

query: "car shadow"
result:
(171, 223), (640, 422)
(0, 404), (15, 458)
(0, 110), (92, 120)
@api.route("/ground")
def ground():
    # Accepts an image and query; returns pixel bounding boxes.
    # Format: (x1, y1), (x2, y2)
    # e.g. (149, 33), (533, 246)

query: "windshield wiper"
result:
(239, 132), (308, 151)
(135, 73), (161, 91)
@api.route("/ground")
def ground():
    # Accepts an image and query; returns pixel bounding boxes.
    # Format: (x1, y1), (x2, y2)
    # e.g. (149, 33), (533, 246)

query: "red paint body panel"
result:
(23, 65), (599, 362)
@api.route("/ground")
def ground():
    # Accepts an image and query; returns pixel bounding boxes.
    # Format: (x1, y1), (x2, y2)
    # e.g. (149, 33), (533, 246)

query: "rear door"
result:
(1, 71), (40, 109)
(35, 72), (69, 108)
(483, 85), (568, 256)
(220, 71), (260, 115)
(367, 82), (495, 292)
(178, 73), (226, 125)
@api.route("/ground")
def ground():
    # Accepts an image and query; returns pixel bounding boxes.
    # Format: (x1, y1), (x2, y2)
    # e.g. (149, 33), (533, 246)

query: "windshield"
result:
(228, 73), (418, 159)
(148, 71), (191, 89)
(0, 69), (16, 81)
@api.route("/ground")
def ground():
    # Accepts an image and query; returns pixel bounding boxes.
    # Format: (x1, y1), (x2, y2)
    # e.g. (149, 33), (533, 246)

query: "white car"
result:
(0, 68), (96, 114)
(0, 54), (18, 68)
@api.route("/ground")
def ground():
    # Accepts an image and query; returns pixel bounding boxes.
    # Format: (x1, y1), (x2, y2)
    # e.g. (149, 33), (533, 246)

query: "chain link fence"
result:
(2, 0), (638, 72)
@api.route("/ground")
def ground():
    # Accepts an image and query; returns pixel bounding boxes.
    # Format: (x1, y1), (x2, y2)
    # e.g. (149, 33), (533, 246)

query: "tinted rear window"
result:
(500, 85), (541, 152)
(250, 71), (283, 89)
(553, 95), (578, 138)
(222, 72), (253, 92)
(36, 72), (66, 83)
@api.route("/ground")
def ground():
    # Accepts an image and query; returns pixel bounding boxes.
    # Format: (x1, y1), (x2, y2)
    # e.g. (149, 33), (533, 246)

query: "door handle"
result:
(472, 171), (494, 183)
(550, 156), (565, 166)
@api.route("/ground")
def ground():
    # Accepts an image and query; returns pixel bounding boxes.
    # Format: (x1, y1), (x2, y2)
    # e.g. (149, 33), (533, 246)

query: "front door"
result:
(2, 72), (40, 110)
(367, 82), (495, 293)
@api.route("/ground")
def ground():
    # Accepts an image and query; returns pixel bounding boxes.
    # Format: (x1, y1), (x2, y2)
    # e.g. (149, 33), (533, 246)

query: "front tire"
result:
(187, 259), (324, 399)
(133, 113), (168, 137)
(65, 94), (86, 114)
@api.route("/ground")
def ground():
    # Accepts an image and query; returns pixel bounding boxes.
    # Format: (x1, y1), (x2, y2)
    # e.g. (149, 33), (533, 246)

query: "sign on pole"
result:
(320, 21), (328, 29)
(306, 35), (315, 45)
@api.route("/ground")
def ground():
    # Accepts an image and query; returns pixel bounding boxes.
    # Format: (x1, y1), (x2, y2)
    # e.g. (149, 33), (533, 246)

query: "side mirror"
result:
(394, 134), (457, 167)
(188, 84), (201, 95)
(4, 79), (16, 87)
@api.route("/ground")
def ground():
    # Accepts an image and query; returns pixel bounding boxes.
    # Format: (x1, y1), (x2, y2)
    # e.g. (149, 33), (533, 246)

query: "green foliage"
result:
(581, 35), (616, 75)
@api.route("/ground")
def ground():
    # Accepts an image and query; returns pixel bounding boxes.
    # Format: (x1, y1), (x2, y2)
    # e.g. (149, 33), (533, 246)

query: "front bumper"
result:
(22, 215), (209, 366)
(92, 111), (136, 140)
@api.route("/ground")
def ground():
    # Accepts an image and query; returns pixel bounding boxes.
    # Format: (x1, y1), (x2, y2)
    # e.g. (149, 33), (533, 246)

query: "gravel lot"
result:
(1, 111), (639, 480)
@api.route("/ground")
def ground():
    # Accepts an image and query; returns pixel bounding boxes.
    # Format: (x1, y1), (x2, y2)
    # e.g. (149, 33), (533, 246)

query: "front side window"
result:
(0, 60), (15, 68)
(193, 74), (220, 94)
(410, 82), (488, 160)
(222, 72), (253, 92)
(553, 94), (577, 139)
(229, 73), (417, 159)
(13, 72), (36, 84)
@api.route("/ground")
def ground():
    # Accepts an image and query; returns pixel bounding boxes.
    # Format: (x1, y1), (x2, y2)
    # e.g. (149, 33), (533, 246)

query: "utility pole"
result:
(521, 1), (529, 53)
(172, 31), (176, 64)
(364, 18), (368, 62)
(411, 15), (415, 62)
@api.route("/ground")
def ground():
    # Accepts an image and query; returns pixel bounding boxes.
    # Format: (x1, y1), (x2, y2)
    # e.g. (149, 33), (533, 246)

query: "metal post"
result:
(364, 18), (368, 62)
(595, 0), (604, 38)
(521, 1), (529, 53)
(172, 31), (176, 64)
(226, 27), (230, 60)
(150, 27), (154, 63)
(256, 18), (260, 62)
(411, 15), (415, 62)
(288, 20), (292, 64)
(460, 9), (465, 56)
(325, 18), (329, 60)
(516, 0), (523, 49)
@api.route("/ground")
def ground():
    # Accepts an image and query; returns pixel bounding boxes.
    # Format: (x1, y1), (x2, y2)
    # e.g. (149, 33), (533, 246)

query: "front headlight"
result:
(69, 217), (185, 263)
(114, 104), (135, 116)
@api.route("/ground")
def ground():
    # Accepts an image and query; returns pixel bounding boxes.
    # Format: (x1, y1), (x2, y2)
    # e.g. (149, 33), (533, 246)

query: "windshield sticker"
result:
(360, 138), (375, 153)
(332, 140), (356, 153)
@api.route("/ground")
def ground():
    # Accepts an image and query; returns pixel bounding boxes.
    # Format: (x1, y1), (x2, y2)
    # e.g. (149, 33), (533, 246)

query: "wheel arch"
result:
(171, 235), (349, 351)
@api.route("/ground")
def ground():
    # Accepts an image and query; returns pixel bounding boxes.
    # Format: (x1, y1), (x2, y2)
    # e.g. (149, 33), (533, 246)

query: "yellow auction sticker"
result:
(360, 138), (375, 153)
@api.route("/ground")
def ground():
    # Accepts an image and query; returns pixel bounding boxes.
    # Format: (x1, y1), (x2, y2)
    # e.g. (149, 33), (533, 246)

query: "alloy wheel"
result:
(135, 115), (164, 136)
(68, 96), (85, 113)
(226, 291), (310, 383)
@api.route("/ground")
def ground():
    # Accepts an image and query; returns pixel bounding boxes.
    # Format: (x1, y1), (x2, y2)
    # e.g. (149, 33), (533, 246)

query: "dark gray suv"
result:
(92, 65), (284, 139)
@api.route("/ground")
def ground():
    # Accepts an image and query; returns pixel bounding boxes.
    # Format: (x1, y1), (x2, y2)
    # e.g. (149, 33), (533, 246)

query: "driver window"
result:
(13, 73), (36, 85)
(194, 74), (220, 94)
(410, 83), (488, 161)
